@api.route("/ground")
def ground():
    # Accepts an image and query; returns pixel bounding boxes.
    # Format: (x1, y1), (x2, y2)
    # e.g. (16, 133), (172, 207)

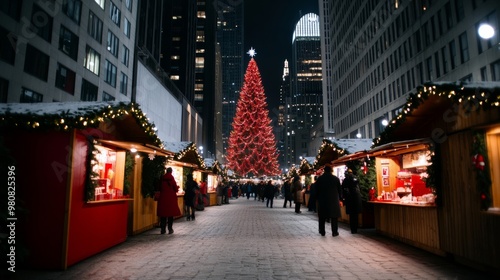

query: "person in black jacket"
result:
(315, 165), (342, 236)
(184, 173), (200, 221)
(264, 180), (276, 208)
(282, 179), (293, 208)
(342, 169), (363, 233)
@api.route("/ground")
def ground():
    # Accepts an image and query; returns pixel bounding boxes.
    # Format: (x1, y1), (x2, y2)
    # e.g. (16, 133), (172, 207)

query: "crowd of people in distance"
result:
(157, 166), (363, 237)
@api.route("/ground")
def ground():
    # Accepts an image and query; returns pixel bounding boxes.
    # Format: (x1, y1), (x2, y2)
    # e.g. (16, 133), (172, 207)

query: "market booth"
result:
(314, 138), (373, 227)
(203, 158), (222, 206)
(163, 142), (207, 212)
(0, 102), (166, 269)
(370, 82), (500, 273)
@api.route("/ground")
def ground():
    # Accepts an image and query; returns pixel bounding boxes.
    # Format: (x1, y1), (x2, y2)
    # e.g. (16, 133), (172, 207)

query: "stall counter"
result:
(369, 201), (444, 256)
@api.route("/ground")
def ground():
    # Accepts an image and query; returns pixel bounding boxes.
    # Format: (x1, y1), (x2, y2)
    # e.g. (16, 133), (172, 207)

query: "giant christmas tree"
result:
(226, 49), (280, 177)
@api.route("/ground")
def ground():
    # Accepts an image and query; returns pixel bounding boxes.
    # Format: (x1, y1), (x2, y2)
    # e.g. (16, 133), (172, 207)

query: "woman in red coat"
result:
(157, 167), (181, 234)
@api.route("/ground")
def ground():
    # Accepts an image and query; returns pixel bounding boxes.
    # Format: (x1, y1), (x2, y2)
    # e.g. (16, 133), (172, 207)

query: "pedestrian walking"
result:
(342, 169), (363, 233)
(216, 182), (224, 206)
(265, 180), (276, 208)
(282, 179), (293, 208)
(308, 176), (318, 212)
(292, 175), (303, 213)
(184, 173), (200, 221)
(157, 167), (181, 234)
(315, 165), (342, 236)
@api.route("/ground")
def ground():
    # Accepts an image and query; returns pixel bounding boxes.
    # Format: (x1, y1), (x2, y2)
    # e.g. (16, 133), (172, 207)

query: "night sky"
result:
(243, 0), (319, 110)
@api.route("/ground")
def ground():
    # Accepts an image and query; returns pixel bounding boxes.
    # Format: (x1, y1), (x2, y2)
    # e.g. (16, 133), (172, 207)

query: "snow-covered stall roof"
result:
(0, 101), (163, 147)
(374, 81), (500, 146)
(333, 138), (373, 154)
(163, 141), (206, 169)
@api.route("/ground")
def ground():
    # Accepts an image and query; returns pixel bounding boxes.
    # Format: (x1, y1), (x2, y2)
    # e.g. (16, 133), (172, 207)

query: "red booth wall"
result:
(5, 131), (69, 269)
(4, 129), (129, 269)
(66, 131), (128, 267)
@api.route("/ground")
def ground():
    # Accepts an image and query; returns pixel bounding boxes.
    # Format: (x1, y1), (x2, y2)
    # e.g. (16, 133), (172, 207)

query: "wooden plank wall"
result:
(130, 158), (158, 235)
(437, 107), (500, 272)
(439, 131), (500, 271)
(373, 203), (443, 255)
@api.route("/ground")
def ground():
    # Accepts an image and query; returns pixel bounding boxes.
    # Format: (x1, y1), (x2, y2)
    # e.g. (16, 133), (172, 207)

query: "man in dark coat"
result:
(264, 180), (276, 208)
(184, 173), (200, 221)
(342, 169), (363, 233)
(282, 179), (293, 208)
(315, 165), (342, 236)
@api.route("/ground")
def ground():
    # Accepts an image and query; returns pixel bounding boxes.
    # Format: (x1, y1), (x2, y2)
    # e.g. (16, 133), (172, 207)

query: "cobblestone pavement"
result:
(13, 197), (495, 280)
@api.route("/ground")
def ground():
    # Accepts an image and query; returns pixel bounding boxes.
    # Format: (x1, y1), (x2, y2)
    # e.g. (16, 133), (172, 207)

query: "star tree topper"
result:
(247, 47), (257, 57)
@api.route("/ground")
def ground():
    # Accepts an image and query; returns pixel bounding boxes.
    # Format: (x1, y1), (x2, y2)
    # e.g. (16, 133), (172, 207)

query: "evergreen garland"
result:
(346, 158), (376, 202)
(471, 131), (492, 210)
(425, 142), (441, 206)
(85, 136), (99, 201)
(141, 154), (167, 198)
(123, 152), (135, 196)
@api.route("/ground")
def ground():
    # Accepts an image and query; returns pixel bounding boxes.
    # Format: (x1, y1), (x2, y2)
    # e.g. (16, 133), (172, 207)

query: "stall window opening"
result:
(486, 127), (500, 210)
(92, 145), (126, 201)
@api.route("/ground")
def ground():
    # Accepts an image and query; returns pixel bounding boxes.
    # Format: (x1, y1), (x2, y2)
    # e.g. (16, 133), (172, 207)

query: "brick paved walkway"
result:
(13, 197), (494, 279)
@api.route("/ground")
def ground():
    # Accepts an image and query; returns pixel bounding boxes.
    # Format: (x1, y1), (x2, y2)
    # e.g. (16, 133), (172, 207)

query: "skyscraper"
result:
(287, 12), (322, 164)
(0, 0), (136, 103)
(319, 0), (500, 139)
(194, 0), (219, 158)
(277, 59), (290, 169)
(217, 1), (244, 162)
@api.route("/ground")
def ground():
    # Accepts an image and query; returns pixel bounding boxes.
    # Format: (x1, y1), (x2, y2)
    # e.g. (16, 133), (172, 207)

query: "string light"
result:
(374, 82), (500, 147)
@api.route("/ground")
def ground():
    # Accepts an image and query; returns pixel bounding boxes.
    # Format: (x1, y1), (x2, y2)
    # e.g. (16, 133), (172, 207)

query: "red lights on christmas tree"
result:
(226, 51), (280, 177)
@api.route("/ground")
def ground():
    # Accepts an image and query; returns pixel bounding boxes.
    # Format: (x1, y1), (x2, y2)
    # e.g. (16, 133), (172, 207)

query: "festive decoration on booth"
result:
(0, 102), (164, 149)
(313, 139), (347, 169)
(85, 136), (99, 201)
(345, 156), (376, 202)
(471, 131), (492, 210)
(163, 141), (206, 170)
(226, 54), (280, 177)
(299, 157), (315, 176)
(425, 143), (441, 206)
(141, 155), (167, 198)
(123, 152), (135, 196)
(373, 82), (500, 147)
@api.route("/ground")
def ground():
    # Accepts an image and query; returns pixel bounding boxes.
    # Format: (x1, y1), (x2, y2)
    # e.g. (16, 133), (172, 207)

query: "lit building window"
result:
(84, 45), (100, 76)
(197, 11), (206, 19)
(195, 57), (205, 68)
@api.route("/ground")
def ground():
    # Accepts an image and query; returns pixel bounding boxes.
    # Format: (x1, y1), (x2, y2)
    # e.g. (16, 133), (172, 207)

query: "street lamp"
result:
(381, 119), (389, 126)
(478, 23), (495, 39)
(199, 146), (203, 155)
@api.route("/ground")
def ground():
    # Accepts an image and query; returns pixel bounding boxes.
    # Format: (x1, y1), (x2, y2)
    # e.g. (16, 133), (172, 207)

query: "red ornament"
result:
(481, 194), (486, 200)
(362, 162), (368, 174)
(472, 154), (485, 171)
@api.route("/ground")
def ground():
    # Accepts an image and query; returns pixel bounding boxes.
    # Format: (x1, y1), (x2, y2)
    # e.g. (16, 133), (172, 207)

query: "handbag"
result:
(153, 191), (160, 201)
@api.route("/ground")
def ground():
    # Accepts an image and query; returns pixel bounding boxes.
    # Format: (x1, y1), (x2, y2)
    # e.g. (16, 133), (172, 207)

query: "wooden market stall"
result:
(0, 102), (165, 269)
(368, 139), (441, 255)
(203, 158), (223, 206)
(164, 141), (207, 213)
(315, 139), (374, 227)
(370, 82), (500, 274)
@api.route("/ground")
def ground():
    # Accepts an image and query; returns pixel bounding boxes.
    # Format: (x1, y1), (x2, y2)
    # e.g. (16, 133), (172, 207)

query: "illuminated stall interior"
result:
(371, 139), (435, 204)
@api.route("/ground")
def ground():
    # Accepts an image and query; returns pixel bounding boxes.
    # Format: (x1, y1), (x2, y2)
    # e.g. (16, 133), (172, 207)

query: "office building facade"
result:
(287, 12), (323, 164)
(217, 0), (244, 162)
(0, 0), (136, 103)
(319, 0), (500, 139)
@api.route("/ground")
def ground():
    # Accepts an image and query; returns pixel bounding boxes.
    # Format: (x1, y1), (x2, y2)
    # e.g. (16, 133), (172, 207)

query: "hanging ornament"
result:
(362, 161), (368, 174)
(472, 154), (485, 171)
